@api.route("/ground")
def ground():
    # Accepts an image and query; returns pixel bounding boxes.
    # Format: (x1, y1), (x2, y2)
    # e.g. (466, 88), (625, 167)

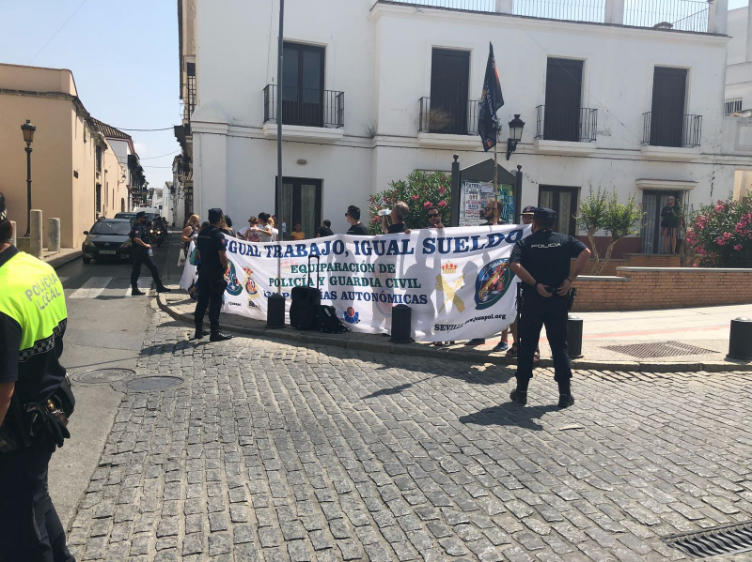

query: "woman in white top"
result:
(255, 213), (274, 243)
(267, 217), (279, 242)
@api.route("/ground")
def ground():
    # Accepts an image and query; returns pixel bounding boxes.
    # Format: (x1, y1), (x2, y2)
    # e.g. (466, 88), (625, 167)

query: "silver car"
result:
(82, 219), (133, 264)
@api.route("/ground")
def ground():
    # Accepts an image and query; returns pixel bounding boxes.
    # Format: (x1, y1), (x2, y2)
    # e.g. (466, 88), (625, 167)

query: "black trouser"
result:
(0, 438), (74, 562)
(194, 272), (226, 330)
(131, 250), (161, 289)
(516, 293), (572, 388)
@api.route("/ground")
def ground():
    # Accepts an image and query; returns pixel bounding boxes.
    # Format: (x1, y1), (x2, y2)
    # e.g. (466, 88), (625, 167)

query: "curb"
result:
(157, 294), (752, 373)
(48, 250), (82, 270)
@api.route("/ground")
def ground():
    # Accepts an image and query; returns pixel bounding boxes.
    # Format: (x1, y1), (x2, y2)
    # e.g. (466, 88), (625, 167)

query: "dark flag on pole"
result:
(478, 42), (504, 152)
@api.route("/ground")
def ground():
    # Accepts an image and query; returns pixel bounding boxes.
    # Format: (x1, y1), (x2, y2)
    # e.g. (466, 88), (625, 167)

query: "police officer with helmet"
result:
(509, 208), (591, 408)
(130, 211), (171, 296)
(194, 208), (233, 342)
(0, 193), (76, 561)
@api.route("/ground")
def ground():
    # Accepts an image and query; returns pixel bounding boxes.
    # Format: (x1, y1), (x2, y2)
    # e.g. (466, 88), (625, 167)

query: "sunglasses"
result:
(344, 213), (349, 217)
(427, 213), (440, 218)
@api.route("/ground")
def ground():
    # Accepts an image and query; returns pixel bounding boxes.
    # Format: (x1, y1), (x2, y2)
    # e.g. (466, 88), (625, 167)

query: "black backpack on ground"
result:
(290, 255), (321, 330)
(317, 305), (347, 334)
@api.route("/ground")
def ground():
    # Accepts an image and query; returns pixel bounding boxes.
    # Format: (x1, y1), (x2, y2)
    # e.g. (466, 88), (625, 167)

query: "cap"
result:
(0, 192), (7, 225)
(136, 211), (146, 219)
(534, 207), (557, 222)
(208, 208), (224, 223)
(522, 205), (537, 216)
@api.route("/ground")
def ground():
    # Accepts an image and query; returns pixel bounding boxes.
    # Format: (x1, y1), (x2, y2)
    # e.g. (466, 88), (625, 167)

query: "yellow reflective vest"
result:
(0, 250), (67, 390)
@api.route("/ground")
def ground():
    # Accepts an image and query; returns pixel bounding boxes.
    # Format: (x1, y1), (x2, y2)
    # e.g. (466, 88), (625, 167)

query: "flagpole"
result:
(276, 0), (284, 294)
(493, 132), (499, 222)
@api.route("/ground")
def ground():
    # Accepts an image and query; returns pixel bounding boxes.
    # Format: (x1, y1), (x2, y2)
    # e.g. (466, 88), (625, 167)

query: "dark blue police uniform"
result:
(194, 209), (232, 341)
(129, 218), (167, 293)
(510, 209), (587, 406)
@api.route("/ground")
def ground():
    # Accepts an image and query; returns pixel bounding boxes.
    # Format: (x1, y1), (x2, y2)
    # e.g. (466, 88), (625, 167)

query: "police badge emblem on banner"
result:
(179, 225), (530, 342)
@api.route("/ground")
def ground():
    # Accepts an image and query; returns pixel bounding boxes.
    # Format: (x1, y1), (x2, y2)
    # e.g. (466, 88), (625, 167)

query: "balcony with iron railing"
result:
(533, 105), (598, 154)
(642, 111), (702, 152)
(640, 111), (702, 160)
(383, 0), (721, 34)
(263, 85), (345, 141)
(418, 97), (482, 148)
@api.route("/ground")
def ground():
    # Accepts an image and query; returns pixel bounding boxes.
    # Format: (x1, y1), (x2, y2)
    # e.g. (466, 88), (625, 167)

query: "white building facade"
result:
(186, 0), (752, 254)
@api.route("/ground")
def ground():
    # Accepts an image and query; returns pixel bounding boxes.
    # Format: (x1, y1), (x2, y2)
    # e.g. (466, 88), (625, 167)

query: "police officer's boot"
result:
(557, 380), (575, 409)
(131, 287), (146, 296)
(210, 327), (233, 342)
(509, 379), (528, 405)
(157, 285), (172, 293)
(194, 326), (210, 340)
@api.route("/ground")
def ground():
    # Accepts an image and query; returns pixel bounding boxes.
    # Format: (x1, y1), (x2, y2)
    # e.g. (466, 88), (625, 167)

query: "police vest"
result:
(0, 251), (67, 359)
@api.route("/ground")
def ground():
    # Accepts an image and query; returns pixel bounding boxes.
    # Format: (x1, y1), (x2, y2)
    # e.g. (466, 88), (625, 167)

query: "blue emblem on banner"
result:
(475, 258), (513, 310)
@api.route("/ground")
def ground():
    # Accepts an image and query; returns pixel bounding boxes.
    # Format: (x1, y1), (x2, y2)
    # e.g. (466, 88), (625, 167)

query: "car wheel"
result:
(83, 257), (91, 264)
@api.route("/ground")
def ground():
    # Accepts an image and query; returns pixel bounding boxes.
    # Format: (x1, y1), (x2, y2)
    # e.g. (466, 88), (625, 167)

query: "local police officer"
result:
(0, 193), (75, 561)
(194, 208), (232, 342)
(130, 211), (171, 296)
(509, 208), (591, 408)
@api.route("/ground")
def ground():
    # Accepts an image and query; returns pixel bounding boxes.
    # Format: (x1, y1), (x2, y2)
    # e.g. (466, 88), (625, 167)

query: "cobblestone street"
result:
(66, 308), (752, 562)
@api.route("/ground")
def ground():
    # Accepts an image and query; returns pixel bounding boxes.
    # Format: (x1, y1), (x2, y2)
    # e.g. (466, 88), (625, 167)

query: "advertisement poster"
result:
(180, 225), (531, 342)
(460, 180), (515, 226)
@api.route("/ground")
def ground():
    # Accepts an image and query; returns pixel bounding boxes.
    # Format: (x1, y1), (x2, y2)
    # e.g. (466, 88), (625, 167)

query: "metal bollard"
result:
(568, 314), (584, 359)
(48, 218), (60, 253)
(390, 304), (413, 344)
(727, 317), (752, 361)
(267, 294), (286, 329)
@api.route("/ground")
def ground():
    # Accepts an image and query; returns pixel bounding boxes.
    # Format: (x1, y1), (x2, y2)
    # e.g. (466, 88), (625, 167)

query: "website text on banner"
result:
(180, 225), (530, 342)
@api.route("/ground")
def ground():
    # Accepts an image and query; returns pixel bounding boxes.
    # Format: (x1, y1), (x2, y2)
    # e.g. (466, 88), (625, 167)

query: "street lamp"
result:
(506, 114), (525, 160)
(21, 119), (36, 237)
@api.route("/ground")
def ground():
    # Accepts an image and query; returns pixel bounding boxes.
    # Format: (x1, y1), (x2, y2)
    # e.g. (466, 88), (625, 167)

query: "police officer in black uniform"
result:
(509, 208), (591, 408)
(194, 208), (232, 342)
(130, 211), (171, 296)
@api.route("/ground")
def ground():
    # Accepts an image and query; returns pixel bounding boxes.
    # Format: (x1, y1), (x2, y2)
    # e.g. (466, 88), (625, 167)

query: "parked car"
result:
(115, 212), (137, 226)
(81, 219), (133, 264)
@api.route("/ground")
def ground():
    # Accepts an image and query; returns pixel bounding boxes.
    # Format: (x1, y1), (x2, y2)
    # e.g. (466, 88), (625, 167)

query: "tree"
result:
(685, 197), (752, 268)
(596, 191), (644, 275)
(577, 186), (609, 270)
(577, 187), (644, 275)
(368, 171), (451, 233)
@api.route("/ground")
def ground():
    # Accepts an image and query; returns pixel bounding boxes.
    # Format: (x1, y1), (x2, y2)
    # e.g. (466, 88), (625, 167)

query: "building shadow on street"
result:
(459, 403), (560, 431)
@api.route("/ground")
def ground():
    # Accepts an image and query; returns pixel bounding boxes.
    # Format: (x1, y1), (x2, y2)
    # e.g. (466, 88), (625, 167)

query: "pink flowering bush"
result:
(368, 171), (451, 234)
(686, 197), (751, 267)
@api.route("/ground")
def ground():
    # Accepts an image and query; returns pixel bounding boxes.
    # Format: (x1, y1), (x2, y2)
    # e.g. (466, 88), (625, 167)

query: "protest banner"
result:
(180, 225), (530, 342)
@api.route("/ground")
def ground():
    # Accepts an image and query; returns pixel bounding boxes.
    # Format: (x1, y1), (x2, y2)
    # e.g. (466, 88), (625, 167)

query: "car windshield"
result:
(90, 221), (131, 236)
(115, 213), (135, 220)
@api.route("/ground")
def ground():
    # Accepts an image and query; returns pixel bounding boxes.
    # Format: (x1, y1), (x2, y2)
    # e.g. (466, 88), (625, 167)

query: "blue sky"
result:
(0, 0), (748, 189)
(0, 0), (181, 188)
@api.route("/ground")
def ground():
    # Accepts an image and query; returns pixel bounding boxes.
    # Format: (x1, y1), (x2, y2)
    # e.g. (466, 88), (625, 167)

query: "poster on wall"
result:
(460, 180), (515, 226)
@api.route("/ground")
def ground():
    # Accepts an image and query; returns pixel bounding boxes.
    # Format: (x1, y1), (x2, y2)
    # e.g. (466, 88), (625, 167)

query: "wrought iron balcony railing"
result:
(535, 105), (598, 142)
(642, 112), (702, 148)
(419, 97), (480, 136)
(263, 85), (344, 128)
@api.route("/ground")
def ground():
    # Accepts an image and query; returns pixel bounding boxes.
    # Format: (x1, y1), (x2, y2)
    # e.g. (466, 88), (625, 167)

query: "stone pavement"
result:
(157, 291), (752, 373)
(64, 305), (752, 561)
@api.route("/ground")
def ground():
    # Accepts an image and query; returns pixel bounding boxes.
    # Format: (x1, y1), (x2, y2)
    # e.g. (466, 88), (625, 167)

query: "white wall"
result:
(191, 0), (746, 236)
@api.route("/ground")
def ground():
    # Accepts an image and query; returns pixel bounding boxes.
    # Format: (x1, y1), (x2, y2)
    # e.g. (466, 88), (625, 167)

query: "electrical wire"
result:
(115, 127), (175, 132)
(140, 150), (180, 160)
(28, 0), (91, 64)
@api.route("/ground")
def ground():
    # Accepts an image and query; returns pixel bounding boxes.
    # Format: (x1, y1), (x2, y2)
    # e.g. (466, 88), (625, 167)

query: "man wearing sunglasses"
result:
(426, 207), (444, 229)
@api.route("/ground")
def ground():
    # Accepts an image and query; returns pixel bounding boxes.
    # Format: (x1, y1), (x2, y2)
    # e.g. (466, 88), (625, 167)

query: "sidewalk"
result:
(157, 289), (752, 372)
(43, 247), (82, 269)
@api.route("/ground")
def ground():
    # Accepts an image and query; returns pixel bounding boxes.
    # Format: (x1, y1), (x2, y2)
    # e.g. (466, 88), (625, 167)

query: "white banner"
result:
(181, 225), (530, 342)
